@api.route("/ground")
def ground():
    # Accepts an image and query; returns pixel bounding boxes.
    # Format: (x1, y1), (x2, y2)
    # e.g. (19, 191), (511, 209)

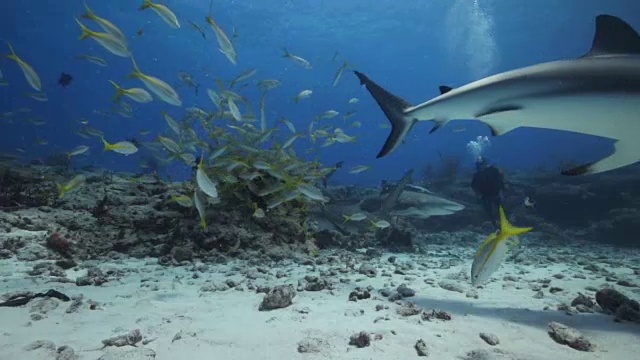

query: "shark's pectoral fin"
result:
(428, 118), (448, 134)
(581, 14), (640, 58)
(474, 105), (524, 136)
(485, 122), (521, 136)
(562, 138), (640, 176)
(475, 105), (524, 119)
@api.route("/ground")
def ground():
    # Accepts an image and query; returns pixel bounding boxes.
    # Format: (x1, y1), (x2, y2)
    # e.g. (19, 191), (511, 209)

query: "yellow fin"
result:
(129, 56), (144, 79)
(475, 207), (532, 267)
(74, 18), (94, 40)
(6, 42), (18, 62)
(197, 148), (205, 169)
(56, 184), (67, 199)
(82, 2), (96, 20)
(497, 206), (532, 241)
(139, 0), (153, 10)
(108, 80), (127, 101)
(101, 137), (112, 151)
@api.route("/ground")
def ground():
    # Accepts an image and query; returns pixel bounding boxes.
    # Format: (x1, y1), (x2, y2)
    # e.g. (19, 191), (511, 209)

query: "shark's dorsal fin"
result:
(439, 85), (453, 94)
(582, 14), (640, 58)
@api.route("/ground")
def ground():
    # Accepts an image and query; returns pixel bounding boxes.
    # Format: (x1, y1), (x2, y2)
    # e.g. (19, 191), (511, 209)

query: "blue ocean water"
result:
(1, 0), (639, 186)
(3, 3), (640, 358)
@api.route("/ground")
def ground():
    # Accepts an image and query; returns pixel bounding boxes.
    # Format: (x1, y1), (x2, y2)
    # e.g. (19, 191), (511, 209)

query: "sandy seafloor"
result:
(1, 242), (639, 360)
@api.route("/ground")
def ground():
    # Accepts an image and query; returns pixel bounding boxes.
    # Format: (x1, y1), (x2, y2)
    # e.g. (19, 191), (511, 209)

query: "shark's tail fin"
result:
(353, 71), (415, 158)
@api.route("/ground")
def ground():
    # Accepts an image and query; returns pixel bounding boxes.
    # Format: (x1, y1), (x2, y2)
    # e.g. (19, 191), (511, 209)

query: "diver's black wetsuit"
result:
(471, 162), (505, 228)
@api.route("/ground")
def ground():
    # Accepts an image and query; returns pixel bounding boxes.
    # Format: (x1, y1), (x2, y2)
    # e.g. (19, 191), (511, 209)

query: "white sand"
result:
(1, 244), (639, 360)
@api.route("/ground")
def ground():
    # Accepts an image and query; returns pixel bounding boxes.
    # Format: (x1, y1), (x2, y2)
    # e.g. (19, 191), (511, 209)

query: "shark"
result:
(355, 14), (640, 176)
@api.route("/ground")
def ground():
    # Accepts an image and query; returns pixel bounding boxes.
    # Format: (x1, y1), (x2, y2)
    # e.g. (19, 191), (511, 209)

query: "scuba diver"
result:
(470, 156), (505, 228)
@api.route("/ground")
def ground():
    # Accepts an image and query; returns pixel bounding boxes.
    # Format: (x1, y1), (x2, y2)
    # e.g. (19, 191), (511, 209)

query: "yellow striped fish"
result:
(470, 206), (532, 286)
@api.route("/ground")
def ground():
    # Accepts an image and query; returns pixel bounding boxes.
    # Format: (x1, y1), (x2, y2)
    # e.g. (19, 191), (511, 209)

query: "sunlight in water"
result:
(445, 0), (498, 80)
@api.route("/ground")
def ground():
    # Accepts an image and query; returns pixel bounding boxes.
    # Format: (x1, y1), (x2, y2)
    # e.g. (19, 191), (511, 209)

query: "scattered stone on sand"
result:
(358, 264), (377, 278)
(348, 288), (370, 302)
(55, 345), (76, 360)
(24, 340), (57, 352)
(421, 309), (452, 322)
(349, 331), (371, 348)
(397, 284), (416, 297)
(596, 288), (634, 313)
(466, 290), (479, 299)
(547, 322), (594, 352)
(571, 293), (594, 308)
(438, 281), (465, 293)
(259, 284), (296, 311)
(299, 276), (331, 292)
(617, 280), (637, 287)
(464, 349), (491, 360)
(297, 337), (327, 353)
(65, 295), (84, 314)
(479, 332), (500, 346)
(615, 302), (640, 323)
(595, 288), (640, 322)
(30, 297), (59, 315)
(101, 329), (143, 348)
(397, 302), (422, 317)
(415, 338), (429, 356)
(549, 286), (563, 294)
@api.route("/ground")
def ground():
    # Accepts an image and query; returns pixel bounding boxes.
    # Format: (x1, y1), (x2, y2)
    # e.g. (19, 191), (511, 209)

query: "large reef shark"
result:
(355, 14), (640, 176)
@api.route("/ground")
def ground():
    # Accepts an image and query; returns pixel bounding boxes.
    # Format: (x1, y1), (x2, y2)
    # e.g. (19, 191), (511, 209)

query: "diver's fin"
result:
(439, 85), (453, 94)
(561, 138), (640, 175)
(581, 14), (640, 58)
(354, 70), (415, 158)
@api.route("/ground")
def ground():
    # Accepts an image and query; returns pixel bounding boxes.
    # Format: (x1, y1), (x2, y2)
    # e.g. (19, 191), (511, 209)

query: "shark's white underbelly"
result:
(413, 92), (640, 141)
(481, 93), (640, 141)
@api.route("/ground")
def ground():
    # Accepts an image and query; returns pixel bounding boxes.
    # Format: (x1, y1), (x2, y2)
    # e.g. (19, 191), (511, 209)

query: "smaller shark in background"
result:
(369, 169), (465, 220)
(313, 169), (465, 236)
(355, 14), (640, 176)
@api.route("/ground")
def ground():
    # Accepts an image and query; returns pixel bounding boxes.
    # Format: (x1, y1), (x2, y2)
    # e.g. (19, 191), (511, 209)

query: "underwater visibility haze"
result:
(0, 1), (639, 359)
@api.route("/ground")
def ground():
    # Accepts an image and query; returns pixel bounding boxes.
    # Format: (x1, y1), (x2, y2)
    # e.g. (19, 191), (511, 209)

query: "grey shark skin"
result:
(387, 184), (465, 220)
(355, 14), (640, 176)
(379, 168), (413, 216)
